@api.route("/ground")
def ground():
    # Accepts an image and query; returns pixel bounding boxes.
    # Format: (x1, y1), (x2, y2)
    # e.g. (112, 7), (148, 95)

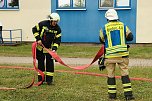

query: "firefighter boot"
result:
(46, 75), (53, 85)
(125, 95), (135, 101)
(107, 77), (117, 100)
(38, 75), (44, 84)
(121, 75), (135, 101)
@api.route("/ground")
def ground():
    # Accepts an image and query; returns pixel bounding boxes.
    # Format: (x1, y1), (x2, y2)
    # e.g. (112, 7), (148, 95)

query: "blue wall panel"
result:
(51, 0), (137, 43)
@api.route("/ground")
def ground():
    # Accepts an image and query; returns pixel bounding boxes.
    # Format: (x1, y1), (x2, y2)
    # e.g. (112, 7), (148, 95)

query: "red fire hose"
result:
(31, 42), (104, 86)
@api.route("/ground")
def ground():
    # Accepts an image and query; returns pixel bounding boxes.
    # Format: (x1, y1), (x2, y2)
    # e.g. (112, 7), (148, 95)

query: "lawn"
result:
(0, 43), (152, 101)
(0, 43), (152, 58)
(0, 65), (152, 101)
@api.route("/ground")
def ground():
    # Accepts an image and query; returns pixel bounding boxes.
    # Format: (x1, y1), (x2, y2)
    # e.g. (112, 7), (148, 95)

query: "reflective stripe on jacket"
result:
(102, 21), (129, 58)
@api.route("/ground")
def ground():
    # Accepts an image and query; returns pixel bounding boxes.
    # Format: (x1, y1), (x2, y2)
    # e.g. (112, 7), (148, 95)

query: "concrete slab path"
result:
(0, 56), (152, 67)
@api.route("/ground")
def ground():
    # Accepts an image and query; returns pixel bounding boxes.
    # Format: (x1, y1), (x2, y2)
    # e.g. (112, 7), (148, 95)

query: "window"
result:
(58, 0), (70, 8)
(116, 0), (130, 7)
(99, 0), (131, 10)
(57, 0), (86, 10)
(99, 0), (114, 8)
(0, 0), (19, 10)
(73, 0), (85, 8)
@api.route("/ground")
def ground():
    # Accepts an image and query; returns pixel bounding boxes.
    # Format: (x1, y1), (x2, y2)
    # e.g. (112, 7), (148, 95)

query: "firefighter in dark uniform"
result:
(99, 9), (135, 100)
(32, 13), (61, 85)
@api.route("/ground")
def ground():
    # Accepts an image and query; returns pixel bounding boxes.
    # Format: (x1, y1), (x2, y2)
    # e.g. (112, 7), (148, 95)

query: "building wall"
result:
(0, 0), (51, 41)
(0, 0), (151, 43)
(136, 0), (152, 43)
(52, 0), (137, 43)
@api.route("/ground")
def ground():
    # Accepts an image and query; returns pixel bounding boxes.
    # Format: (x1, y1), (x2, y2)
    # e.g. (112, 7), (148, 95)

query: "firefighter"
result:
(99, 9), (135, 100)
(32, 12), (61, 85)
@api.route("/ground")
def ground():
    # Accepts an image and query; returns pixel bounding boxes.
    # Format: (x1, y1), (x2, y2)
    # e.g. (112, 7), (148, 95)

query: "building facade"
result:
(52, 0), (136, 43)
(0, 0), (151, 43)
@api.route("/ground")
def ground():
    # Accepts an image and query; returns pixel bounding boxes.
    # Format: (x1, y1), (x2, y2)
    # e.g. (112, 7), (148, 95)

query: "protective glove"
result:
(127, 45), (130, 48)
(98, 57), (106, 71)
(52, 50), (56, 52)
(37, 40), (42, 46)
(52, 48), (58, 62)
(52, 46), (57, 51)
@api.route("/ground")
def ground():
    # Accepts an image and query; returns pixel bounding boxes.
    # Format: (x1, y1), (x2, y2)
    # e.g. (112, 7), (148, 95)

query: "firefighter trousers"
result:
(36, 49), (54, 83)
(105, 57), (134, 98)
(105, 57), (129, 77)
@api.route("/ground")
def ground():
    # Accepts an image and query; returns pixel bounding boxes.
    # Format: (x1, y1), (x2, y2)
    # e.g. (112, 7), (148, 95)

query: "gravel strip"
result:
(0, 56), (152, 67)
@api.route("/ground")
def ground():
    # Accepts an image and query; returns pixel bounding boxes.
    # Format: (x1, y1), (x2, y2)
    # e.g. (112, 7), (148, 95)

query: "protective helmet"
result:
(49, 13), (60, 22)
(105, 9), (118, 20)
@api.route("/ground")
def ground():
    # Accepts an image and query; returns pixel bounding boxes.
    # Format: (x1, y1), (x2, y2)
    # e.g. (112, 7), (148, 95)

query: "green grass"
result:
(0, 43), (100, 58)
(129, 45), (152, 59)
(1, 43), (152, 101)
(0, 43), (32, 57)
(0, 65), (152, 101)
(0, 43), (152, 58)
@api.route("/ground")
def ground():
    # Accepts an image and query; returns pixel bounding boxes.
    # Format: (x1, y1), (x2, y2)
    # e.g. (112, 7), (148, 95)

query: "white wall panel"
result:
(136, 0), (152, 43)
(0, 0), (51, 41)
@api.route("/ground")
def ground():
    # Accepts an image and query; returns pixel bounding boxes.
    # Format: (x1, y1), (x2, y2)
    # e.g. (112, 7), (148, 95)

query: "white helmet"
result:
(105, 9), (118, 20)
(49, 13), (60, 22)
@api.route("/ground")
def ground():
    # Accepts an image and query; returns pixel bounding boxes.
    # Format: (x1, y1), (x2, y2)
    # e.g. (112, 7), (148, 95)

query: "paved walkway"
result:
(0, 56), (152, 67)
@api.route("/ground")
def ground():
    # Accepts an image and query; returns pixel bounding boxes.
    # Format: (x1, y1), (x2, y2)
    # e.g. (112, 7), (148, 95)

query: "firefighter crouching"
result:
(32, 13), (61, 85)
(99, 9), (135, 100)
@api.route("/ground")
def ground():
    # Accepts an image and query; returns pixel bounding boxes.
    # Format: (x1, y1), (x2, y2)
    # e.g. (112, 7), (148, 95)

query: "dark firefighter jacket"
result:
(32, 20), (61, 52)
